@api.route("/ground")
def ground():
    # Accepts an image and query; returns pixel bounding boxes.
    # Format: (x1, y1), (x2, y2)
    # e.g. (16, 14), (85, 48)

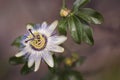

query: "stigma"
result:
(25, 29), (47, 51)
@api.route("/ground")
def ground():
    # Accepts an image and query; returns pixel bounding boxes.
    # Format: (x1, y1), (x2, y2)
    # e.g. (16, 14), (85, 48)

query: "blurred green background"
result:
(0, 0), (120, 80)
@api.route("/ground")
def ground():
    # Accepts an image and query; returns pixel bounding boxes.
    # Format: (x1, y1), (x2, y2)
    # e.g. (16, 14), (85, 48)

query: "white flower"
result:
(15, 20), (67, 72)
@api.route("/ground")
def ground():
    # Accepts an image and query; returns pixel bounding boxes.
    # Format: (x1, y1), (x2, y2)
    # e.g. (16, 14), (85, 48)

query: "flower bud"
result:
(60, 8), (71, 17)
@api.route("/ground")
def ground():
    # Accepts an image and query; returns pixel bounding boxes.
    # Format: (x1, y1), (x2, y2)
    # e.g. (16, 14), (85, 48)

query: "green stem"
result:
(62, 0), (66, 8)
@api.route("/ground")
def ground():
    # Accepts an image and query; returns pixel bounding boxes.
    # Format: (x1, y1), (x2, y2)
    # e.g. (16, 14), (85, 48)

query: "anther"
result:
(37, 35), (40, 39)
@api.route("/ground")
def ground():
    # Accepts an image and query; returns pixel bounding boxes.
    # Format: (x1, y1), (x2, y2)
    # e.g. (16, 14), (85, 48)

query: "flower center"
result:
(26, 29), (47, 51)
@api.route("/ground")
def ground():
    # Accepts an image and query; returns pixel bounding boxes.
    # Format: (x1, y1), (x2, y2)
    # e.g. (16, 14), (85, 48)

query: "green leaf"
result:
(75, 56), (86, 67)
(11, 36), (22, 48)
(60, 69), (83, 80)
(21, 62), (34, 75)
(9, 56), (26, 65)
(43, 74), (59, 80)
(82, 23), (94, 45)
(51, 75), (59, 80)
(76, 8), (104, 24)
(48, 55), (64, 74)
(65, 70), (83, 80)
(68, 15), (94, 45)
(73, 0), (90, 12)
(58, 18), (67, 35)
(68, 16), (83, 44)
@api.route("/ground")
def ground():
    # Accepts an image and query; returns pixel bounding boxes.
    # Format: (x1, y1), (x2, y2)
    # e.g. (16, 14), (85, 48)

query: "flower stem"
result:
(62, 0), (66, 8)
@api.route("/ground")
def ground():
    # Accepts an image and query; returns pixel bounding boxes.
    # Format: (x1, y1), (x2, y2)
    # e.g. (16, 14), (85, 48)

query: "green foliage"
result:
(43, 54), (84, 80)
(58, 18), (67, 35)
(73, 0), (90, 12)
(11, 36), (22, 48)
(58, 15), (94, 45)
(9, 56), (34, 75)
(21, 62), (34, 75)
(82, 23), (94, 45)
(76, 8), (104, 24)
(9, 56), (26, 65)
(65, 70), (83, 80)
(75, 56), (86, 67)
(68, 16), (82, 44)
(58, 0), (103, 45)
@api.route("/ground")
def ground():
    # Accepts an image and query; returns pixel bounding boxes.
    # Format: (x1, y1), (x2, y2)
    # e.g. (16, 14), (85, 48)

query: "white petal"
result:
(41, 21), (47, 29)
(47, 20), (58, 36)
(28, 54), (35, 68)
(47, 45), (64, 53)
(34, 57), (41, 72)
(15, 51), (25, 57)
(42, 52), (54, 67)
(49, 36), (67, 45)
(26, 24), (33, 30)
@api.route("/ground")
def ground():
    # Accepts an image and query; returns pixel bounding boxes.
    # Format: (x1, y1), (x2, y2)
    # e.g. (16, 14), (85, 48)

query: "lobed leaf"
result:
(21, 62), (34, 75)
(9, 56), (26, 65)
(68, 16), (83, 44)
(11, 36), (22, 48)
(73, 0), (90, 12)
(67, 14), (94, 45)
(58, 18), (67, 35)
(82, 22), (94, 45)
(76, 8), (104, 24)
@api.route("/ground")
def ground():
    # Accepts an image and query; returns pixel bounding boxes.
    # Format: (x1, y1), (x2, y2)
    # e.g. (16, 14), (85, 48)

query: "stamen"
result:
(25, 38), (34, 43)
(28, 29), (35, 37)
(29, 34), (47, 51)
